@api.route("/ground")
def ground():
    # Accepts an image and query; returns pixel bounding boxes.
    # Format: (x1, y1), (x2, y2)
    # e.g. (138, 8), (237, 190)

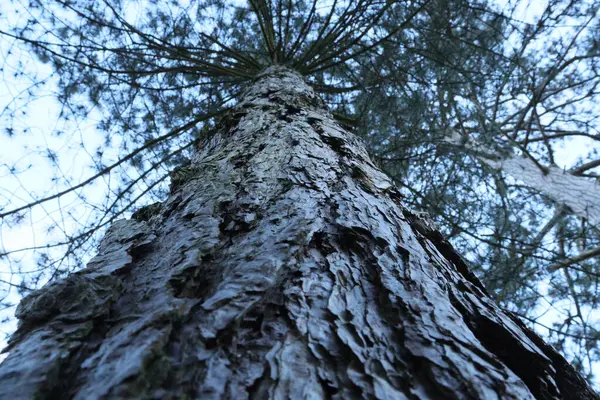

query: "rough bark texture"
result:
(0, 66), (597, 399)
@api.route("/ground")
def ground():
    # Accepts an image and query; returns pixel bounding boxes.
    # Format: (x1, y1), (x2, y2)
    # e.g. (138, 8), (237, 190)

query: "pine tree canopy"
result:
(1, 0), (600, 384)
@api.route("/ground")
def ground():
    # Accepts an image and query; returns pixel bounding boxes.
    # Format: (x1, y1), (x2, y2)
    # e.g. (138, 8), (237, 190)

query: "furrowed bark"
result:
(0, 66), (596, 399)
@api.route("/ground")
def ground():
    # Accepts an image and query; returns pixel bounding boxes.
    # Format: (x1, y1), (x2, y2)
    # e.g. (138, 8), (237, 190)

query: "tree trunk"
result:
(444, 130), (600, 227)
(0, 66), (596, 400)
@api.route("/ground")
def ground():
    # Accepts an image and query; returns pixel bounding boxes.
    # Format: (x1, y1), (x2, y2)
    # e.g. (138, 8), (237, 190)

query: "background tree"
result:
(0, 0), (599, 390)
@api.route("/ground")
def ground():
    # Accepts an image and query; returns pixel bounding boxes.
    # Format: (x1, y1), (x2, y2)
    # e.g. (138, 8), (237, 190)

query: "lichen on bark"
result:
(0, 66), (596, 399)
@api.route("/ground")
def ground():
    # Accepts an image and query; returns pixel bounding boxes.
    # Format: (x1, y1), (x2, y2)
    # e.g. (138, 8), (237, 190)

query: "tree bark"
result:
(0, 66), (596, 399)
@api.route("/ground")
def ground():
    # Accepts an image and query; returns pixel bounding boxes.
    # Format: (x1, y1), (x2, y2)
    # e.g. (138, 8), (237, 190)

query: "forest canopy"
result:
(1, 0), (600, 384)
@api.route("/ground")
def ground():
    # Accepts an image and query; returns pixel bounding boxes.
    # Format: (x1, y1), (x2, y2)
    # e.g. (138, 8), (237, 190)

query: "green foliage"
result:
(132, 202), (163, 222)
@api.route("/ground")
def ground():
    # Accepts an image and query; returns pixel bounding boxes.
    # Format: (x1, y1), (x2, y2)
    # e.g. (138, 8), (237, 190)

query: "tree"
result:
(0, 0), (599, 397)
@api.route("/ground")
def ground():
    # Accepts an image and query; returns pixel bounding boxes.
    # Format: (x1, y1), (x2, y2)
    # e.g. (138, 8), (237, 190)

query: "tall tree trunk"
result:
(0, 66), (596, 399)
